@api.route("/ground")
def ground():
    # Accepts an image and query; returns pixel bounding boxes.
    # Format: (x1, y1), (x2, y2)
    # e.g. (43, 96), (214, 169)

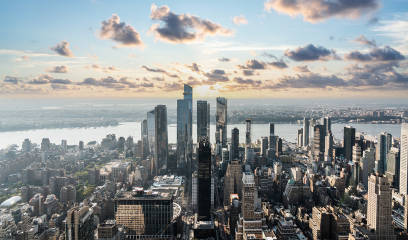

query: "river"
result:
(0, 122), (402, 149)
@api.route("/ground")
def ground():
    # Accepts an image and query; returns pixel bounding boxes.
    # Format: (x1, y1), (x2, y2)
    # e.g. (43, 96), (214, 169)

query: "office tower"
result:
(323, 117), (331, 136)
(245, 119), (251, 146)
(297, 128), (303, 148)
(400, 123), (408, 195)
(197, 100), (210, 142)
(223, 159), (243, 206)
(276, 137), (282, 157)
(376, 133), (387, 174)
(216, 97), (227, 147)
(302, 118), (310, 147)
(154, 105), (168, 175)
(197, 137), (211, 221)
(115, 191), (173, 238)
(236, 173), (264, 240)
(361, 148), (376, 189)
(41, 138), (51, 152)
(60, 185), (76, 204)
(61, 139), (67, 152)
(386, 147), (400, 189)
(313, 125), (325, 162)
(97, 222), (120, 240)
(269, 122), (275, 136)
(141, 119), (149, 159)
(192, 171), (198, 211)
(367, 174), (395, 240)
(386, 133), (393, 152)
(344, 126), (356, 161)
(261, 137), (269, 157)
(78, 141), (84, 151)
(231, 128), (239, 161)
(324, 132), (334, 162)
(352, 143), (362, 187)
(310, 206), (350, 240)
(65, 205), (95, 240)
(147, 110), (155, 159)
(177, 84), (193, 169)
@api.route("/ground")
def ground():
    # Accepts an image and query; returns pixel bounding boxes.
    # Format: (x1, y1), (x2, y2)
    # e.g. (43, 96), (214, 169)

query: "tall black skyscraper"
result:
(344, 126), (356, 161)
(323, 117), (331, 136)
(216, 97), (227, 147)
(197, 100), (210, 142)
(245, 119), (251, 146)
(154, 105), (168, 174)
(231, 128), (239, 161)
(197, 137), (211, 221)
(269, 122), (275, 136)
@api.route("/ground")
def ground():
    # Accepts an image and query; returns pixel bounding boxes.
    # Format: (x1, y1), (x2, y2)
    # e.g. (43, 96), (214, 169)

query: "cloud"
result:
(218, 57), (230, 62)
(264, 0), (379, 23)
(347, 62), (408, 88)
(150, 4), (232, 43)
(28, 74), (72, 85)
(100, 14), (143, 47)
(3, 76), (19, 84)
(233, 15), (248, 25)
(372, 16), (408, 54)
(285, 44), (338, 61)
(79, 76), (153, 90)
(48, 65), (68, 73)
(239, 59), (288, 70)
(354, 35), (376, 47)
(293, 65), (310, 72)
(142, 65), (179, 78)
(89, 64), (119, 73)
(242, 70), (254, 76)
(51, 41), (73, 57)
(233, 77), (261, 86)
(186, 63), (201, 72)
(204, 69), (229, 83)
(270, 73), (347, 89)
(345, 46), (405, 62)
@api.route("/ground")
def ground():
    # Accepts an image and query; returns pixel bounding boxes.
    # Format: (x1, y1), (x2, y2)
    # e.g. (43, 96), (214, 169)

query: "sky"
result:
(0, 0), (407, 99)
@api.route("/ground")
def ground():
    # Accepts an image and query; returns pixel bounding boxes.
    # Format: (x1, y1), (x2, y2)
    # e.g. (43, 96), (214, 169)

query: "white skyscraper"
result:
(400, 123), (408, 195)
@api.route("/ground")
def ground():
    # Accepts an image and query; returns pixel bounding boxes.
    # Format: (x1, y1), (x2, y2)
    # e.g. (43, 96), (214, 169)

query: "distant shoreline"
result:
(0, 120), (401, 133)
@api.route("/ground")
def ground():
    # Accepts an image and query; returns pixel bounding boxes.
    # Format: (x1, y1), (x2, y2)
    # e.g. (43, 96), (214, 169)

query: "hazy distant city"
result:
(1, 0), (408, 240)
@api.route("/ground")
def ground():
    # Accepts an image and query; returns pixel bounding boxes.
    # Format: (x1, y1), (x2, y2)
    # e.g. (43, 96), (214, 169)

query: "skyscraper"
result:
(147, 110), (155, 159)
(261, 137), (269, 157)
(141, 119), (149, 159)
(65, 205), (95, 240)
(361, 148), (376, 189)
(115, 190), (173, 239)
(245, 119), (251, 146)
(269, 122), (275, 136)
(216, 97), (227, 147)
(176, 84), (193, 169)
(197, 137), (211, 221)
(223, 159), (242, 206)
(302, 118), (309, 147)
(324, 132), (333, 162)
(231, 128), (239, 161)
(323, 116), (331, 137)
(154, 105), (168, 175)
(367, 174), (395, 240)
(399, 123), (408, 195)
(386, 147), (400, 189)
(197, 100), (210, 142)
(352, 143), (362, 187)
(313, 125), (325, 162)
(376, 132), (387, 174)
(344, 126), (356, 161)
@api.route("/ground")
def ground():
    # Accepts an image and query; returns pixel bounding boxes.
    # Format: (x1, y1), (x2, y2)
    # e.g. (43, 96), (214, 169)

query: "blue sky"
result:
(0, 0), (407, 98)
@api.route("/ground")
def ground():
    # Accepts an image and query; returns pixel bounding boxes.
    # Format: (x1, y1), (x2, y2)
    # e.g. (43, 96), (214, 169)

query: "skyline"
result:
(1, 0), (408, 98)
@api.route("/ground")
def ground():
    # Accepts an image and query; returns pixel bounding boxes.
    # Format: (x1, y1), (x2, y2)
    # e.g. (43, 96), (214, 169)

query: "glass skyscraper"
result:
(216, 97), (227, 148)
(197, 100), (210, 143)
(176, 84), (192, 169)
(154, 105), (168, 175)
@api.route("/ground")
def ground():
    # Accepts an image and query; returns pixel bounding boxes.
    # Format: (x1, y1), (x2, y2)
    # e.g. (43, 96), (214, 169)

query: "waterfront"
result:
(0, 122), (402, 149)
